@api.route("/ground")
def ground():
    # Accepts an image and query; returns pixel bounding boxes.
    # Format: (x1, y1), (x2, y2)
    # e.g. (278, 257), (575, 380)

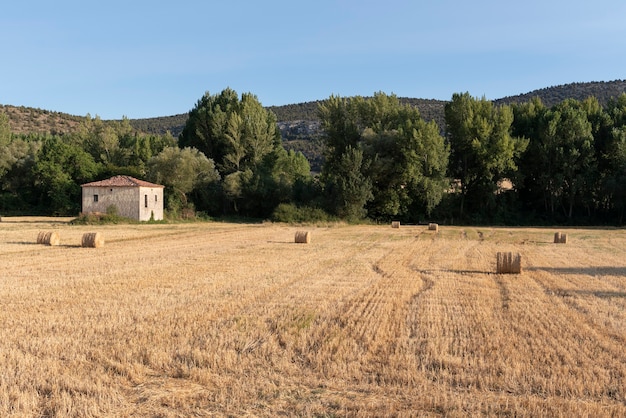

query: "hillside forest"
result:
(1, 81), (626, 225)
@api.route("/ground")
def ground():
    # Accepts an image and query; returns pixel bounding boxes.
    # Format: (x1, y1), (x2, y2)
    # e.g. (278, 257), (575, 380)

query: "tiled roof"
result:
(81, 175), (164, 188)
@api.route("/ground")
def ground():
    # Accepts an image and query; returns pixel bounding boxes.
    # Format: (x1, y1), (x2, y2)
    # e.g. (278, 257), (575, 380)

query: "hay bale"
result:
(37, 231), (60, 246)
(46, 231), (60, 246)
(554, 232), (568, 244)
(428, 223), (439, 232)
(497, 252), (522, 274)
(497, 252), (509, 273)
(294, 231), (311, 244)
(391, 221), (400, 228)
(511, 253), (522, 274)
(82, 232), (104, 248)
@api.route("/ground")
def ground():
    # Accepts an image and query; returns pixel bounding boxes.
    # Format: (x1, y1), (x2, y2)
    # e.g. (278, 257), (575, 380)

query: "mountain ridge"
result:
(2, 80), (625, 137)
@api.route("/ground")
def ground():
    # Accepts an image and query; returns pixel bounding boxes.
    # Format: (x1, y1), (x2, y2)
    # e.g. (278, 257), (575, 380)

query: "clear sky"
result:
(1, 0), (625, 120)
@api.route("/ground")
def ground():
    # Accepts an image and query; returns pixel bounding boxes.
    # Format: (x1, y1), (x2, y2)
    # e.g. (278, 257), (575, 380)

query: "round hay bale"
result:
(511, 253), (522, 274)
(37, 231), (60, 245)
(294, 231), (311, 244)
(497, 252), (522, 274)
(428, 223), (439, 232)
(497, 252), (509, 274)
(46, 231), (60, 246)
(391, 221), (400, 228)
(82, 232), (104, 248)
(554, 232), (568, 244)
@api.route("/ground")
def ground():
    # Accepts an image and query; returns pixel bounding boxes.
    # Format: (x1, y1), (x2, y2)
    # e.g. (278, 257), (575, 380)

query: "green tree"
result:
(178, 88), (298, 217)
(180, 89), (280, 175)
(0, 118), (43, 211)
(147, 146), (220, 213)
(319, 93), (448, 221)
(445, 92), (528, 220)
(324, 146), (373, 220)
(599, 94), (626, 224)
(518, 99), (595, 221)
(79, 115), (120, 165)
(0, 138), (41, 211)
(32, 137), (99, 215)
(0, 113), (13, 179)
(360, 94), (449, 220)
(318, 95), (361, 175)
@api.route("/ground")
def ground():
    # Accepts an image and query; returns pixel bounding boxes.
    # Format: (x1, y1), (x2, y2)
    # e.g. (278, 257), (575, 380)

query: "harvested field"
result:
(1, 218), (626, 416)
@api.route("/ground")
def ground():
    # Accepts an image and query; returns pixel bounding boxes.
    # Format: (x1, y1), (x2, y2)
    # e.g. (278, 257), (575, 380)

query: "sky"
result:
(1, 0), (625, 120)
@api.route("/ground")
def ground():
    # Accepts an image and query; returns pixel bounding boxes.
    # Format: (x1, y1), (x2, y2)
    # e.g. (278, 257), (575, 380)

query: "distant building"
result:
(81, 175), (164, 221)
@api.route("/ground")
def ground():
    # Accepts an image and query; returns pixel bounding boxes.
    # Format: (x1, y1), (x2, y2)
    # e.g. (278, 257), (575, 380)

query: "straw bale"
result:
(391, 221), (400, 228)
(554, 232), (568, 244)
(428, 223), (439, 232)
(82, 232), (104, 248)
(497, 252), (521, 274)
(46, 231), (60, 246)
(294, 231), (311, 244)
(37, 231), (60, 245)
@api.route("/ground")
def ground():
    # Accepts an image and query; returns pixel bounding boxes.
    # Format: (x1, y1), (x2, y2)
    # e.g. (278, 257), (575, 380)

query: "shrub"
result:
(271, 203), (333, 223)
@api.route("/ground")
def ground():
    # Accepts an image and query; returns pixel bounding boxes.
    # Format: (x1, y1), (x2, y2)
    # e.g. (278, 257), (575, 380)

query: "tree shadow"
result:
(547, 288), (626, 299)
(412, 268), (494, 275)
(8, 241), (82, 248)
(526, 266), (626, 277)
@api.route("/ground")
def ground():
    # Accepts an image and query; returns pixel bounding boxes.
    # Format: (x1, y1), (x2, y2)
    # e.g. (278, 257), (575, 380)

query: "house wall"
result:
(81, 186), (163, 221)
(138, 186), (164, 221)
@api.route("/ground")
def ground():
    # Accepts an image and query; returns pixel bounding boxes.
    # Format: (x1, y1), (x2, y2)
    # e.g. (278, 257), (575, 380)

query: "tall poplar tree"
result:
(319, 93), (448, 221)
(445, 92), (528, 219)
(178, 88), (304, 217)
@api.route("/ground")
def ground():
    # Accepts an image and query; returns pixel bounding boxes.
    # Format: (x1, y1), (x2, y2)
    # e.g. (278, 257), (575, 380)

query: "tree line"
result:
(1, 88), (625, 225)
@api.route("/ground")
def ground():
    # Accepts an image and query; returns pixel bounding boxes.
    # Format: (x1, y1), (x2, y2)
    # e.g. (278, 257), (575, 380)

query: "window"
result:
(93, 194), (99, 203)
(144, 194), (148, 208)
(155, 195), (158, 202)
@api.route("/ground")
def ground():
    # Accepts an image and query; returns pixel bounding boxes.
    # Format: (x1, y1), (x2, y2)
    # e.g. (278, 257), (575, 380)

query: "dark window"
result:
(144, 194), (148, 208)
(155, 195), (158, 202)
(93, 194), (99, 202)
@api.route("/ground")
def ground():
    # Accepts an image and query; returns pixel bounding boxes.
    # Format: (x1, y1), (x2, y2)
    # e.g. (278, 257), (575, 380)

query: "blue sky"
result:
(1, 0), (625, 119)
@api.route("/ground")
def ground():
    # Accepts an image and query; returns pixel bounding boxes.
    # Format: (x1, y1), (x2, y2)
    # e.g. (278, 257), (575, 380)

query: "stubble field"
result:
(1, 218), (625, 417)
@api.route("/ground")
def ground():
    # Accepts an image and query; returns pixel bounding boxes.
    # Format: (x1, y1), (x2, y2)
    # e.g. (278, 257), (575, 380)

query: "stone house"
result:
(81, 175), (164, 221)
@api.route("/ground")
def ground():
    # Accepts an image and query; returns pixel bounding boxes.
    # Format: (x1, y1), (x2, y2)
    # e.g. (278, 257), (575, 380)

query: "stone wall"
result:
(82, 186), (163, 221)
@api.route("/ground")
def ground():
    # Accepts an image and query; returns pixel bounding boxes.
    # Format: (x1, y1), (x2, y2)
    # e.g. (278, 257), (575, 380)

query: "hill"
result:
(0, 104), (85, 136)
(3, 80), (626, 170)
(494, 79), (626, 107)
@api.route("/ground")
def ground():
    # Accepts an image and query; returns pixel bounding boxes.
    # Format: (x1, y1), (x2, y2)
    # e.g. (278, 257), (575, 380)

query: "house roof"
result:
(81, 175), (164, 188)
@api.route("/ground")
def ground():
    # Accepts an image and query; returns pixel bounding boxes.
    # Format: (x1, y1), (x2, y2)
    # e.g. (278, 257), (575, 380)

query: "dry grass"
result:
(1, 219), (626, 416)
